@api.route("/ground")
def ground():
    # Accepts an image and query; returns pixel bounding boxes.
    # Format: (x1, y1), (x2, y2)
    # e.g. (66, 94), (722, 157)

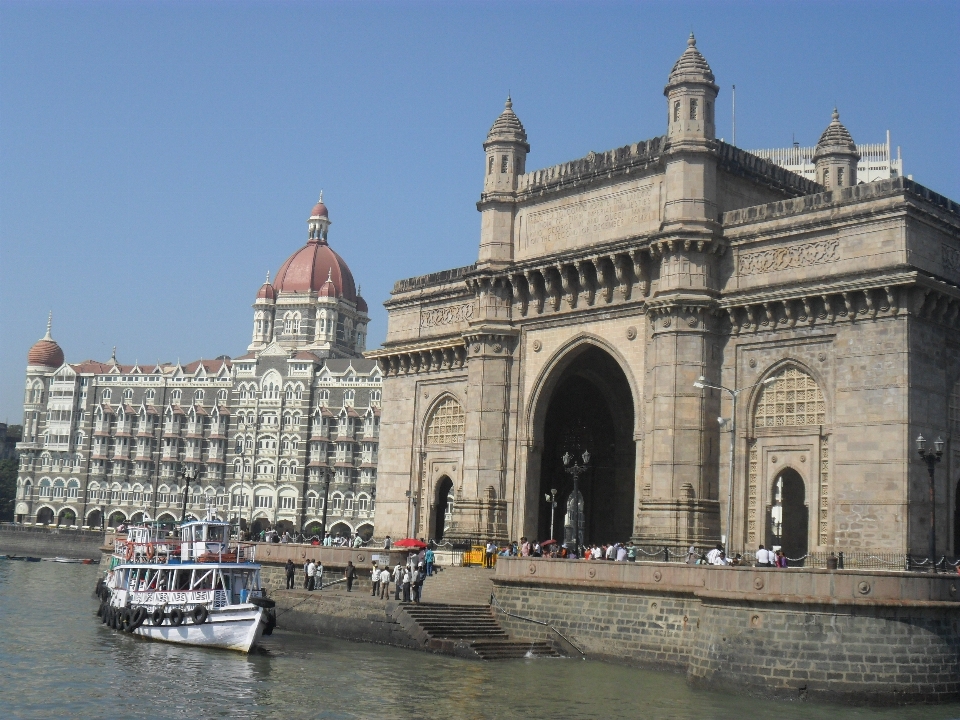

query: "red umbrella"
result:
(393, 538), (427, 549)
(540, 539), (558, 547)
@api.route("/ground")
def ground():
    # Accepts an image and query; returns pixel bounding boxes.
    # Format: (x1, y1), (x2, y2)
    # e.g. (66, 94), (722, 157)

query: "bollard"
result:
(838, 551), (844, 569)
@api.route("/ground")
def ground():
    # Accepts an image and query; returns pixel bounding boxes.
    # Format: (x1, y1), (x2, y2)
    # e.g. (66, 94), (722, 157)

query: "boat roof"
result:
(114, 562), (261, 570)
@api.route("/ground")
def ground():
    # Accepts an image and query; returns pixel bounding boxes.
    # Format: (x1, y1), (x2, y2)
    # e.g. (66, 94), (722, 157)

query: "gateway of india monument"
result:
(369, 34), (960, 561)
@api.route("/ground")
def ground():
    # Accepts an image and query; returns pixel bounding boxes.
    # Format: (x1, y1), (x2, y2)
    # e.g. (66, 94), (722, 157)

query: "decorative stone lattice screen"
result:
(425, 398), (465, 445)
(755, 367), (825, 427)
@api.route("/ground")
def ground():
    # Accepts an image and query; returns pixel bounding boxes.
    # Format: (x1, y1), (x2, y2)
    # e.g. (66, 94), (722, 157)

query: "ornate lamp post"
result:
(179, 467), (198, 523)
(563, 450), (590, 553)
(916, 434), (944, 572)
(693, 375), (776, 554)
(319, 469), (332, 543)
(544, 488), (558, 542)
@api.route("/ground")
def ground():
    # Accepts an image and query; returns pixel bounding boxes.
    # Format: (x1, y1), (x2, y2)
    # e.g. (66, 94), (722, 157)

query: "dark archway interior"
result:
(251, 518), (272, 537)
(36, 507), (54, 525)
(433, 476), (453, 542)
(767, 467), (808, 562)
(538, 346), (635, 545)
(954, 479), (960, 555)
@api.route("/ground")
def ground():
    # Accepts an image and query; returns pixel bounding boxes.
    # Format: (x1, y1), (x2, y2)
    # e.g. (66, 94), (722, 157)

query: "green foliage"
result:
(0, 459), (17, 523)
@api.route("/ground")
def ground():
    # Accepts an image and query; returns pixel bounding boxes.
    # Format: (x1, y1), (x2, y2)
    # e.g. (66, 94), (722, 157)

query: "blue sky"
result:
(1, 0), (958, 422)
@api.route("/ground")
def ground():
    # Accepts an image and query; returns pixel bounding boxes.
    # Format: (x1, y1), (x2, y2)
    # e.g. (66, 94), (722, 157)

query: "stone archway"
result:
(432, 476), (454, 542)
(531, 344), (636, 545)
(36, 507), (54, 525)
(57, 508), (77, 526)
(86, 508), (103, 528)
(767, 467), (808, 563)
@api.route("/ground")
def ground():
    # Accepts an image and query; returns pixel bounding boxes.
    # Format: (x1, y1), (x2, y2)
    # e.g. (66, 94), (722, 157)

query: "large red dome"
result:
(274, 240), (357, 301)
(28, 338), (64, 368)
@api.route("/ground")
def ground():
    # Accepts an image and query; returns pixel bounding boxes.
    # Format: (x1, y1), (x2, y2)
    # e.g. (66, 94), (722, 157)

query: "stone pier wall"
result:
(492, 557), (960, 705)
(0, 523), (105, 560)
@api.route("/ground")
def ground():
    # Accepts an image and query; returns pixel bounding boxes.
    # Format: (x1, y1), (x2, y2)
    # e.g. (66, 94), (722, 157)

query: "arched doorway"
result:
(356, 523), (374, 541)
(433, 476), (453, 542)
(767, 468), (808, 563)
(86, 509), (103, 528)
(535, 345), (636, 545)
(329, 522), (352, 540)
(108, 511), (127, 528)
(275, 520), (295, 537)
(251, 518), (271, 539)
(36, 507), (54, 525)
(57, 508), (76, 526)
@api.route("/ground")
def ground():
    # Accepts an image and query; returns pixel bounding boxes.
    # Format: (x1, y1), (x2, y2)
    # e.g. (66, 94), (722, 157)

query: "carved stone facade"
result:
(369, 36), (960, 557)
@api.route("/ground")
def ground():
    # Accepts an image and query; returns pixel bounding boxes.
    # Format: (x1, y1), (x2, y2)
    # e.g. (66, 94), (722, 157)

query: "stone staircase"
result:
(419, 566), (496, 605)
(397, 602), (561, 660)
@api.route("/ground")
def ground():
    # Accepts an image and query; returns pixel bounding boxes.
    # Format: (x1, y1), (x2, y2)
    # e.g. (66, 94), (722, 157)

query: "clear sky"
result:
(1, 0), (958, 422)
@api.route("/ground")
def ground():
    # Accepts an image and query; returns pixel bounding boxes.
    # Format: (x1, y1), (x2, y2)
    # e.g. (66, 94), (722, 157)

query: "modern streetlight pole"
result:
(916, 434), (944, 572)
(179, 467), (198, 523)
(693, 375), (776, 554)
(319, 469), (331, 543)
(563, 450), (590, 554)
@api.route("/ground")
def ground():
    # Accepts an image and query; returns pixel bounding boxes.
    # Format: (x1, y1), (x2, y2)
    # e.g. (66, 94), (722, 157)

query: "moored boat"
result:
(95, 517), (275, 653)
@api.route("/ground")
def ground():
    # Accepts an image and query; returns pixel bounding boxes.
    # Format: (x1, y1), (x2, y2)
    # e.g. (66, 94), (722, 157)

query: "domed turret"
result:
(355, 285), (368, 314)
(485, 96), (529, 148)
(664, 33), (718, 142)
(27, 313), (64, 369)
(256, 271), (276, 302)
(814, 109), (859, 189)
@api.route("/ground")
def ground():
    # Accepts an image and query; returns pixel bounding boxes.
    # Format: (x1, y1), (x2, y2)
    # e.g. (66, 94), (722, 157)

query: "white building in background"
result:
(15, 197), (383, 541)
(750, 127), (905, 184)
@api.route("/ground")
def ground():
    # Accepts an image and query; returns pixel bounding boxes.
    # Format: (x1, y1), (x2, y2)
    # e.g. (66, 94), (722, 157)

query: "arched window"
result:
(425, 397), (465, 445)
(171, 389), (182, 403)
(123, 388), (133, 400)
(195, 390), (204, 403)
(331, 493), (343, 511)
(754, 367), (825, 428)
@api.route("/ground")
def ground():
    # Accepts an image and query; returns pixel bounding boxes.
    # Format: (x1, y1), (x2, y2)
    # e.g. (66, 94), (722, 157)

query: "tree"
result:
(0, 459), (17, 522)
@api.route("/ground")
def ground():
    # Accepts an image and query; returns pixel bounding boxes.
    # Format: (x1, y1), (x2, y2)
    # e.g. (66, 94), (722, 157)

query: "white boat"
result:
(96, 517), (275, 653)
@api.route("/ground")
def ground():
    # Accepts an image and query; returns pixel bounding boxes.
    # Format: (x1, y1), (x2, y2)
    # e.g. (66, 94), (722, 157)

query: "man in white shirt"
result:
(616, 544), (628, 562)
(755, 544), (774, 567)
(306, 560), (317, 590)
(379, 567), (391, 599)
(706, 544), (727, 565)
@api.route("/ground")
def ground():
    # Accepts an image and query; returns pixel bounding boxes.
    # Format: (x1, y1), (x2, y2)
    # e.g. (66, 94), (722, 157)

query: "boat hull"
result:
(127, 605), (266, 653)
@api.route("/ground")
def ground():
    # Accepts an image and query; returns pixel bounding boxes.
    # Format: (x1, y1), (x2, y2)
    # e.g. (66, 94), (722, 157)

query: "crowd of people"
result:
(370, 550), (429, 603)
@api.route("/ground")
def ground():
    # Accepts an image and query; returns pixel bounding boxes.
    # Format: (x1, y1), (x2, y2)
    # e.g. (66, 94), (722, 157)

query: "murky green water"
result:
(0, 560), (956, 719)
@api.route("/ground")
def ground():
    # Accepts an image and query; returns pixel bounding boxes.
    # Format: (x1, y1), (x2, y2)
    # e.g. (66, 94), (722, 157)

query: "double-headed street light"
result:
(693, 374), (776, 554)
(544, 488), (558, 542)
(563, 450), (590, 553)
(916, 434), (944, 572)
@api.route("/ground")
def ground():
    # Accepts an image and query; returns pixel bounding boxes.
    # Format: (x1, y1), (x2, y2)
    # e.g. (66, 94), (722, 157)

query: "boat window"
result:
(207, 525), (226, 543)
(174, 570), (190, 590)
(191, 570), (214, 590)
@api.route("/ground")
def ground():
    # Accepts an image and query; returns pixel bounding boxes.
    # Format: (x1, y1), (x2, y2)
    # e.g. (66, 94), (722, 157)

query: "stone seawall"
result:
(492, 557), (960, 705)
(0, 524), (104, 560)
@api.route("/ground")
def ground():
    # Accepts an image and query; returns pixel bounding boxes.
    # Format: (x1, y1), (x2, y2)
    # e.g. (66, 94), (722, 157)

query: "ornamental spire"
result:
(43, 311), (53, 341)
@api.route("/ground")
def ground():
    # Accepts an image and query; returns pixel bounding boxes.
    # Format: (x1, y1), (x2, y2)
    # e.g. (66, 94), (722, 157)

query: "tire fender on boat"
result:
(191, 605), (208, 625)
(169, 608), (185, 627)
(131, 607), (147, 630)
(122, 608), (135, 632)
(151, 607), (165, 626)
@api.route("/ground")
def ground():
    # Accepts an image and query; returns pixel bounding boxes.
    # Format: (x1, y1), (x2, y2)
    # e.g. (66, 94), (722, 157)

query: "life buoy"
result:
(151, 608), (165, 626)
(191, 605), (208, 625)
(169, 608), (185, 627)
(125, 543), (134, 562)
(146, 544), (155, 561)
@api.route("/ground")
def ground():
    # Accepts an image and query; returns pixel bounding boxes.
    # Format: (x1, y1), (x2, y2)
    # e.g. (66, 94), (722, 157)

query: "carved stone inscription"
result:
(522, 183), (659, 251)
(420, 302), (474, 329)
(738, 239), (840, 276)
(942, 244), (960, 275)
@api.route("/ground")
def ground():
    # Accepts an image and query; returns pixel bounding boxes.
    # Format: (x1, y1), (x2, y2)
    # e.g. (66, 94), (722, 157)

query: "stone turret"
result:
(814, 109), (859, 189)
(664, 33), (719, 142)
(477, 96), (529, 268)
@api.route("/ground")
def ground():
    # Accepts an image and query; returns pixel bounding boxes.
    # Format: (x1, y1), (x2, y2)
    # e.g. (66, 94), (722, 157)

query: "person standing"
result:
(303, 559), (310, 589)
(706, 544), (724, 565)
(401, 567), (411, 602)
(485, 541), (496, 568)
(353, 534), (363, 548)
(316, 561), (324, 590)
(393, 564), (403, 600)
(412, 562), (425, 603)
(627, 542), (637, 562)
(379, 567), (391, 599)
(383, 535), (392, 550)
(306, 560), (317, 591)
(285, 559), (295, 590)
(755, 544), (774, 567)
(371, 561), (380, 596)
(344, 561), (357, 591)
(425, 546), (435, 577)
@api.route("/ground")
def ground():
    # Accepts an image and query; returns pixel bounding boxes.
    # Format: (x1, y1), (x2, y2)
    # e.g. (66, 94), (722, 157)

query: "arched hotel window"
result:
(754, 367), (825, 428)
(425, 397), (465, 445)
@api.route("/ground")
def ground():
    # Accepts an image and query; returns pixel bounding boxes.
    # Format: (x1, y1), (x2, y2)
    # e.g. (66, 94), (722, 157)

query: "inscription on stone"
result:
(420, 303), (474, 329)
(523, 184), (659, 249)
(942, 244), (960, 275)
(738, 238), (840, 276)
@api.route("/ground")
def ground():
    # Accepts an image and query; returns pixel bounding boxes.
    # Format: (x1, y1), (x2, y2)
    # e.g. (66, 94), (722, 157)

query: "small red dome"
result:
(28, 339), (64, 368)
(318, 277), (338, 298)
(274, 241), (357, 300)
(311, 201), (329, 219)
(256, 282), (276, 301)
(355, 294), (368, 313)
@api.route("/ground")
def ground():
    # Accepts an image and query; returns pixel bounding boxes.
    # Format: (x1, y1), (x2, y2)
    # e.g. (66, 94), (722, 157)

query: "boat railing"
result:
(114, 538), (257, 564)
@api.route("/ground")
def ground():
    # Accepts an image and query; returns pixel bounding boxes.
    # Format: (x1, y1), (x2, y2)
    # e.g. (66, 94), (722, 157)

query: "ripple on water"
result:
(2, 560), (959, 720)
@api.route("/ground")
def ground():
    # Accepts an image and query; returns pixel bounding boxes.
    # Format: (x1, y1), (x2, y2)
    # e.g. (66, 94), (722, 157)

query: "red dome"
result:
(355, 294), (368, 313)
(311, 201), (329, 218)
(28, 339), (64, 368)
(256, 282), (276, 301)
(274, 241), (357, 300)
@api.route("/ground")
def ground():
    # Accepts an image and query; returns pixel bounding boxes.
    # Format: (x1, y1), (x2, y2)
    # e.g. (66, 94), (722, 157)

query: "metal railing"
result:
(490, 593), (584, 657)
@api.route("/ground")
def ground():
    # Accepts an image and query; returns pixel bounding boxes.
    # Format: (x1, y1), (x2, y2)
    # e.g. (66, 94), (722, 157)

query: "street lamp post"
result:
(179, 467), (198, 523)
(319, 470), (331, 543)
(544, 488), (558, 542)
(693, 375), (776, 554)
(916, 434), (944, 572)
(563, 451), (590, 554)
